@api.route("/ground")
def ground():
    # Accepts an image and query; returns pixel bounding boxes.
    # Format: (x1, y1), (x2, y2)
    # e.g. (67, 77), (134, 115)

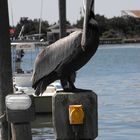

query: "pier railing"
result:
(100, 37), (140, 44)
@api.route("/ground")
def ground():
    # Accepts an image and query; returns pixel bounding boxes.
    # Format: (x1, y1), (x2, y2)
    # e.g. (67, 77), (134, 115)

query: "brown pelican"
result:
(32, 0), (99, 95)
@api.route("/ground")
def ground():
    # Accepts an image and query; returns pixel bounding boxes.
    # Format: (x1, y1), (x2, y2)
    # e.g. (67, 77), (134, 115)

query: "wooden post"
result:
(11, 123), (32, 140)
(58, 0), (66, 38)
(53, 91), (98, 139)
(0, 0), (13, 140)
(5, 94), (35, 140)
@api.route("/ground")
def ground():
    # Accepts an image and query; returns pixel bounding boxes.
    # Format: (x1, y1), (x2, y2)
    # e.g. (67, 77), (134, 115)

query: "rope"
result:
(0, 112), (6, 121)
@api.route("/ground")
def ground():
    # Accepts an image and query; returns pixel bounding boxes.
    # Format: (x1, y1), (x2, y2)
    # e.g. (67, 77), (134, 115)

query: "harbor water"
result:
(32, 43), (140, 140)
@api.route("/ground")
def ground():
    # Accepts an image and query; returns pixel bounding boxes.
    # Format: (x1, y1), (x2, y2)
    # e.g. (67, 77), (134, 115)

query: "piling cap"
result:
(5, 94), (31, 110)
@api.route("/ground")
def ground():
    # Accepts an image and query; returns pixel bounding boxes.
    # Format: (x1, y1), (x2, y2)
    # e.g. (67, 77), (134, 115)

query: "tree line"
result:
(10, 17), (49, 40)
(10, 15), (140, 40)
(75, 14), (140, 39)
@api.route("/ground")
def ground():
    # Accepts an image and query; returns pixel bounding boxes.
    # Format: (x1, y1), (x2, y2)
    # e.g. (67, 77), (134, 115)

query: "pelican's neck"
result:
(81, 16), (88, 48)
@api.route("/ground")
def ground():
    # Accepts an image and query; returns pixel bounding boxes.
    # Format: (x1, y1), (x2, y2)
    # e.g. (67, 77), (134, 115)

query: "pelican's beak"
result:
(81, 0), (95, 47)
(83, 0), (86, 14)
(83, 0), (94, 17)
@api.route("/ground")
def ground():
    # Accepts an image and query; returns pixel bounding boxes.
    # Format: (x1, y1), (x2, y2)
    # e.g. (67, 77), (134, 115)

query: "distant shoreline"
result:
(100, 37), (140, 44)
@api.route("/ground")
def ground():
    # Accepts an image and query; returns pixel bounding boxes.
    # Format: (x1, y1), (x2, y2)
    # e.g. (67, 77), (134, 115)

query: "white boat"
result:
(11, 41), (62, 96)
(11, 42), (39, 93)
(11, 42), (63, 115)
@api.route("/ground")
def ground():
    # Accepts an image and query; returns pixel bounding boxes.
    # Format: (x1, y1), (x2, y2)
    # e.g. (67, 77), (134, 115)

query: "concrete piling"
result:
(52, 91), (98, 140)
(5, 94), (35, 140)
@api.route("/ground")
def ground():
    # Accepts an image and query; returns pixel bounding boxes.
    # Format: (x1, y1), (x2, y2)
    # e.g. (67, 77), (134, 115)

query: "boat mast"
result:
(9, 0), (14, 26)
(39, 0), (43, 40)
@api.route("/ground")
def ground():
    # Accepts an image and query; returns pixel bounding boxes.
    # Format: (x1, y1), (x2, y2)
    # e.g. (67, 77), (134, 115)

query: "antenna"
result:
(39, 0), (43, 40)
(18, 25), (25, 39)
(9, 0), (14, 26)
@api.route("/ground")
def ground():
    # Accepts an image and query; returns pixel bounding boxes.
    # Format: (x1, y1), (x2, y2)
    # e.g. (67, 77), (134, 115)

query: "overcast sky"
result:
(8, 0), (140, 26)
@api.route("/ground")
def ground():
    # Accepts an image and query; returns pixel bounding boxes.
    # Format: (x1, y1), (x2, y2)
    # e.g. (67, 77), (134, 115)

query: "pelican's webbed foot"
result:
(60, 80), (76, 92)
(60, 79), (92, 93)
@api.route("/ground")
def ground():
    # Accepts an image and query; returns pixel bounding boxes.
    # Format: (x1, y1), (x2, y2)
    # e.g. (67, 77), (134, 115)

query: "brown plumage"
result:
(32, 0), (99, 95)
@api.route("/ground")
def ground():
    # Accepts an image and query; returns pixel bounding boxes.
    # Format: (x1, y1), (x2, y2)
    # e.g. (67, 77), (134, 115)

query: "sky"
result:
(8, 0), (140, 26)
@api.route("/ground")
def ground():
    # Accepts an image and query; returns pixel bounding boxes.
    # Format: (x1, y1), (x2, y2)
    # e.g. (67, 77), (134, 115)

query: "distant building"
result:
(47, 23), (81, 44)
(121, 10), (140, 18)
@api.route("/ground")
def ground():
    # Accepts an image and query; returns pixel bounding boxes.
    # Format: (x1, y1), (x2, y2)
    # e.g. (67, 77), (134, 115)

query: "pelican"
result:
(32, 0), (99, 95)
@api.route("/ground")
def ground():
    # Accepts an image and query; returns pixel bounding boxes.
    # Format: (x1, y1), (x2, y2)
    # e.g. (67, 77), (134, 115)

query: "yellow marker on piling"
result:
(69, 105), (84, 125)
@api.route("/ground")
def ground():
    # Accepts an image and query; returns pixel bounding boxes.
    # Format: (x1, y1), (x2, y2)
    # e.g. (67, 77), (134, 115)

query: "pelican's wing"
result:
(32, 30), (82, 86)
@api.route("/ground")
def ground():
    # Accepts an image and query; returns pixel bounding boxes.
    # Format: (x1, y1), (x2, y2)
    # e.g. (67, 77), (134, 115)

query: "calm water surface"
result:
(32, 43), (140, 140)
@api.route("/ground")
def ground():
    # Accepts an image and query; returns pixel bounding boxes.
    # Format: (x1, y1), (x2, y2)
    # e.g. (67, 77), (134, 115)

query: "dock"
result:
(100, 38), (122, 44)
(100, 37), (140, 44)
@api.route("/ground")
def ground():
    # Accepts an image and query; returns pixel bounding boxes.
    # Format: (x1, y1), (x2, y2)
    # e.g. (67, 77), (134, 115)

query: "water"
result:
(76, 43), (140, 140)
(11, 45), (42, 72)
(16, 43), (140, 139)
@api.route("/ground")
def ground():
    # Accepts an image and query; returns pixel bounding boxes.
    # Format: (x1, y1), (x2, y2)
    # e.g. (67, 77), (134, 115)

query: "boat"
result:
(11, 41), (63, 114)
(11, 41), (62, 93)
(11, 42), (41, 93)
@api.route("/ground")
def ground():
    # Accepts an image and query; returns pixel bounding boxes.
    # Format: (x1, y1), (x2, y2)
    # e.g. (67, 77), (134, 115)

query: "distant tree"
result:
(41, 20), (49, 33)
(95, 15), (140, 38)
(74, 16), (84, 28)
(14, 17), (49, 39)
(14, 15), (140, 39)
(95, 14), (109, 36)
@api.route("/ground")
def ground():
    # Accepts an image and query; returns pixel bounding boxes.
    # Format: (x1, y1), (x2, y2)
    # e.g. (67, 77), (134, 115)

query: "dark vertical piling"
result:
(58, 0), (66, 38)
(0, 0), (13, 139)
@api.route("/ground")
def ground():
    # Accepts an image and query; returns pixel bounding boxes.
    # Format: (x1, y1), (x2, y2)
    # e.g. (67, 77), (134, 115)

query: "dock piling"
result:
(0, 0), (13, 139)
(52, 91), (98, 140)
(5, 94), (35, 140)
(58, 0), (66, 38)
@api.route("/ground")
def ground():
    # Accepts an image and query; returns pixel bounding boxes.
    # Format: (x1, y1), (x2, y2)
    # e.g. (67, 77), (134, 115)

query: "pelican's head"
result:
(81, 0), (97, 47)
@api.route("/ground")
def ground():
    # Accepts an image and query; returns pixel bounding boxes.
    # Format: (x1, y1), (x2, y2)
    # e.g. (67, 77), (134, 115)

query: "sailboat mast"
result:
(9, 0), (14, 26)
(39, 0), (43, 40)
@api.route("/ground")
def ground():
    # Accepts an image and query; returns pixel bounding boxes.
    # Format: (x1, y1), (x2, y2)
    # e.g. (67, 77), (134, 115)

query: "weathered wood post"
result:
(52, 91), (98, 139)
(0, 0), (13, 139)
(58, 0), (66, 38)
